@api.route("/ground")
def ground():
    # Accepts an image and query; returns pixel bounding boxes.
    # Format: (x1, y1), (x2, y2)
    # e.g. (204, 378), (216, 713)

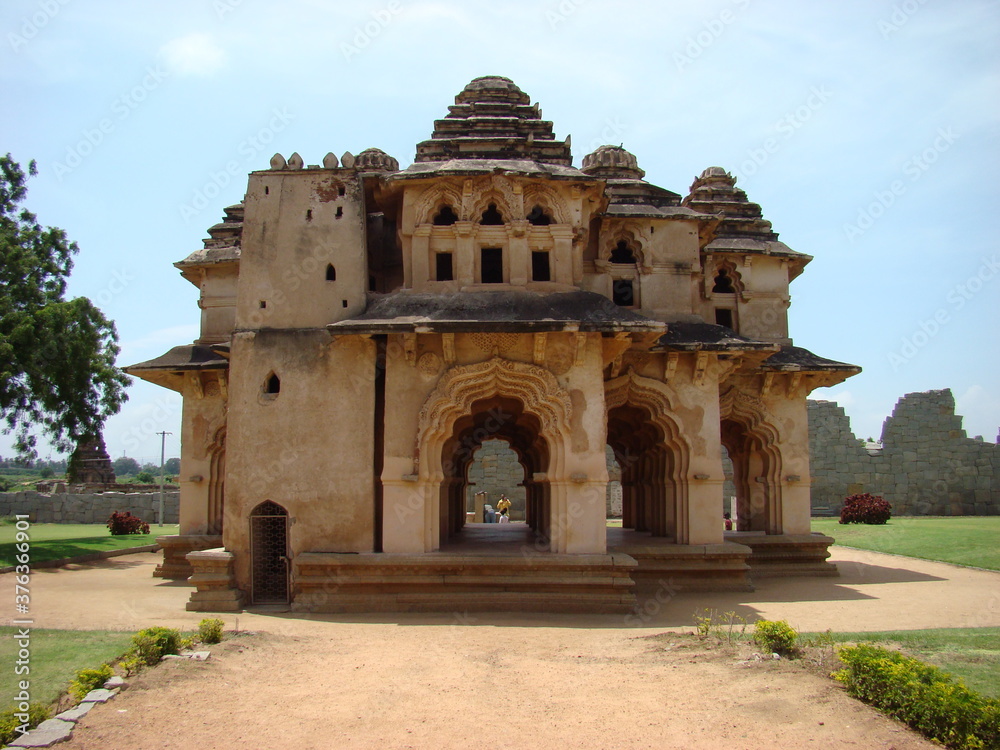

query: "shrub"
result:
(839, 493), (892, 525)
(753, 619), (798, 656)
(0, 702), (49, 746)
(835, 644), (1000, 750)
(130, 626), (181, 665)
(135, 470), (155, 483)
(198, 618), (225, 644)
(69, 663), (114, 700)
(107, 511), (150, 535)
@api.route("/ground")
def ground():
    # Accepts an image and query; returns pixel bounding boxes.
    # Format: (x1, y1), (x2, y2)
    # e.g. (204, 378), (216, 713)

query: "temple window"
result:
(610, 240), (637, 264)
(526, 204), (552, 226)
(713, 268), (736, 293)
(531, 251), (551, 282)
(715, 309), (734, 329)
(433, 205), (459, 226)
(265, 373), (280, 395)
(480, 203), (504, 226)
(481, 247), (503, 283)
(436, 252), (454, 282)
(613, 279), (634, 307)
(326, 264), (336, 281)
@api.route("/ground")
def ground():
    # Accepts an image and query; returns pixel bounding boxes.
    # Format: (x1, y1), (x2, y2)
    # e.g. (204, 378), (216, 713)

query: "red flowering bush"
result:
(107, 511), (150, 535)
(839, 493), (892, 525)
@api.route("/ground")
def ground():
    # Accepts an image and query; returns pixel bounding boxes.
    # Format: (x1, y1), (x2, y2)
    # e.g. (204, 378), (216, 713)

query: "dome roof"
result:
(580, 145), (645, 179)
(354, 147), (399, 172)
(413, 76), (571, 166)
(455, 76), (530, 105)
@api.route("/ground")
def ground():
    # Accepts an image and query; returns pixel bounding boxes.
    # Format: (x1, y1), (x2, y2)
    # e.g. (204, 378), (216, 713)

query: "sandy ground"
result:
(7, 547), (1000, 749)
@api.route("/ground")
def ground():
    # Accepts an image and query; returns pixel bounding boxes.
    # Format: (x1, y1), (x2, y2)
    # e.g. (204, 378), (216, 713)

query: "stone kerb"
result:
(0, 490), (179, 524)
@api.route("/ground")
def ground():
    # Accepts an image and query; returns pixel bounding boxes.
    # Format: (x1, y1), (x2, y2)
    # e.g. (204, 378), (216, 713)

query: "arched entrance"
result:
(384, 357), (596, 554)
(207, 428), (226, 535)
(465, 439), (527, 521)
(604, 370), (691, 542)
(720, 388), (783, 534)
(250, 500), (289, 604)
(440, 395), (550, 547)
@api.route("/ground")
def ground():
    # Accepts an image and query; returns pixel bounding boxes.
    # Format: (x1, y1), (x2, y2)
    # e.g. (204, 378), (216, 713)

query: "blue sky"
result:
(2, 0), (998, 463)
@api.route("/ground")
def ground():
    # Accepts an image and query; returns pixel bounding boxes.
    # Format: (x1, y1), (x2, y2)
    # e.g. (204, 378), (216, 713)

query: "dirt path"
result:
(8, 547), (1000, 749)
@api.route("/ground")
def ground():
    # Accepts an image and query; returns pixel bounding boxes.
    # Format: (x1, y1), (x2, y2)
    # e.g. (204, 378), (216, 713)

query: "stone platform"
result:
(728, 532), (838, 577)
(155, 534), (223, 579)
(291, 549), (638, 614)
(608, 529), (754, 592)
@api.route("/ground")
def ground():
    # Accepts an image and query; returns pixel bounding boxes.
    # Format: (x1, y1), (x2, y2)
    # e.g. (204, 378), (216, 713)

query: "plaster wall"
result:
(177, 376), (226, 535)
(236, 168), (367, 329)
(196, 264), (239, 344)
(224, 330), (377, 587)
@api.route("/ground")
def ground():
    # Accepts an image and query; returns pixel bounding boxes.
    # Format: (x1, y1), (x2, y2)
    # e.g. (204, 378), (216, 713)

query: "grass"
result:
(812, 516), (1000, 570)
(0, 627), (134, 706)
(805, 627), (1000, 699)
(0, 523), (179, 567)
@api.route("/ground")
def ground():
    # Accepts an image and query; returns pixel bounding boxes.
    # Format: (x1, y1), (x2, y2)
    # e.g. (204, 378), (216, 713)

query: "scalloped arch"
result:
(413, 184), (466, 226)
(522, 184), (572, 225)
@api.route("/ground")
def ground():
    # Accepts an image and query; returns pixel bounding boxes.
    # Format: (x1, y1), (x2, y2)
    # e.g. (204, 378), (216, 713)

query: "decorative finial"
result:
(269, 153), (286, 170)
(323, 152), (339, 169)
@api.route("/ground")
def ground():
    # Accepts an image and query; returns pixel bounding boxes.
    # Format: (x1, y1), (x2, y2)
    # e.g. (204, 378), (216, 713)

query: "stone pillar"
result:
(550, 226), (575, 285)
(411, 226), (431, 287)
(185, 548), (245, 612)
(509, 221), (529, 285)
(455, 222), (475, 285)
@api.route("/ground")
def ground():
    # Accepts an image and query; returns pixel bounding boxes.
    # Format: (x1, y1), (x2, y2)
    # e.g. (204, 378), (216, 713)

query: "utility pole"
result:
(156, 431), (172, 527)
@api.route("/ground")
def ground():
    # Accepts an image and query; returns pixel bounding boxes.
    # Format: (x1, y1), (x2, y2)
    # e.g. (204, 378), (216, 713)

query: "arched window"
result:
(433, 205), (458, 226)
(526, 204), (552, 226)
(480, 203), (504, 226)
(713, 268), (735, 293)
(326, 264), (336, 281)
(264, 373), (280, 395)
(610, 240), (637, 264)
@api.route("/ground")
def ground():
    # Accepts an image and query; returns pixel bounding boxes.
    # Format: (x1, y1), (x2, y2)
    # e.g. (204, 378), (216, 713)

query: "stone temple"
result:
(128, 76), (859, 613)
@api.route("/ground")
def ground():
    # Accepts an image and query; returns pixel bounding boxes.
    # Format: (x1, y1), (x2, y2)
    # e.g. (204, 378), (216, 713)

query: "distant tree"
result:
(135, 470), (155, 484)
(163, 457), (181, 475)
(38, 466), (52, 478)
(0, 154), (130, 457)
(113, 456), (141, 476)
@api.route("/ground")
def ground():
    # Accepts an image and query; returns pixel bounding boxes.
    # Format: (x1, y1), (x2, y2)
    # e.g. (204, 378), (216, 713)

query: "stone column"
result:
(550, 226), (575, 286)
(411, 225), (432, 288)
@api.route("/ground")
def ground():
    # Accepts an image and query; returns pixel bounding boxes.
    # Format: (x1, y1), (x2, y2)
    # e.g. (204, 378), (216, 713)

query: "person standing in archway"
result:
(496, 494), (512, 520)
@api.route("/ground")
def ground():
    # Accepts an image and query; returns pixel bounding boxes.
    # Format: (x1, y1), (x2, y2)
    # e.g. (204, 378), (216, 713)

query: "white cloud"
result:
(160, 33), (227, 76)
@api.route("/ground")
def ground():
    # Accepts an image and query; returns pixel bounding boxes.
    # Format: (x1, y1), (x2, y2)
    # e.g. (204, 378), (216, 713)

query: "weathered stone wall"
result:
(808, 389), (1000, 516)
(0, 491), (179, 524)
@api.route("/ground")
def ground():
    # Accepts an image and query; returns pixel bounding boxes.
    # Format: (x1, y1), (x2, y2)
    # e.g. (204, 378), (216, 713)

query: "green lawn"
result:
(0, 627), (134, 706)
(812, 516), (1000, 570)
(0, 523), (178, 567)
(806, 627), (1000, 699)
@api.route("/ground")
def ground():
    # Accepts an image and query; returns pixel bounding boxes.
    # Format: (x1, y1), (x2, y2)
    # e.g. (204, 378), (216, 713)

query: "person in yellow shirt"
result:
(496, 495), (512, 518)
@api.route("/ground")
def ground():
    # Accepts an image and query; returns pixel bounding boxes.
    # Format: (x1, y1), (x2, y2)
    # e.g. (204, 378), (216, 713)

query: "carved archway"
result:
(605, 370), (693, 541)
(522, 184), (572, 225)
(413, 183), (466, 226)
(207, 427), (226, 535)
(413, 357), (575, 551)
(719, 387), (783, 533)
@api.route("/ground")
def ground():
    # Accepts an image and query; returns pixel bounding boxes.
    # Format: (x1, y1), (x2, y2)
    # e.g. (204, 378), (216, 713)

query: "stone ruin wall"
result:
(0, 491), (179, 525)
(809, 389), (1000, 516)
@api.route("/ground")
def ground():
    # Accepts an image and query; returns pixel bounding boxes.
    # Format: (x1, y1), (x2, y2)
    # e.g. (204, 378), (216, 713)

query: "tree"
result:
(0, 154), (129, 456)
(113, 456), (141, 476)
(164, 457), (180, 475)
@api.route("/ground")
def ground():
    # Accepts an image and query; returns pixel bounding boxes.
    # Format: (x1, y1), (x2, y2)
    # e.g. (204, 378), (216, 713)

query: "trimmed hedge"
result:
(835, 644), (1000, 749)
(840, 493), (892, 525)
